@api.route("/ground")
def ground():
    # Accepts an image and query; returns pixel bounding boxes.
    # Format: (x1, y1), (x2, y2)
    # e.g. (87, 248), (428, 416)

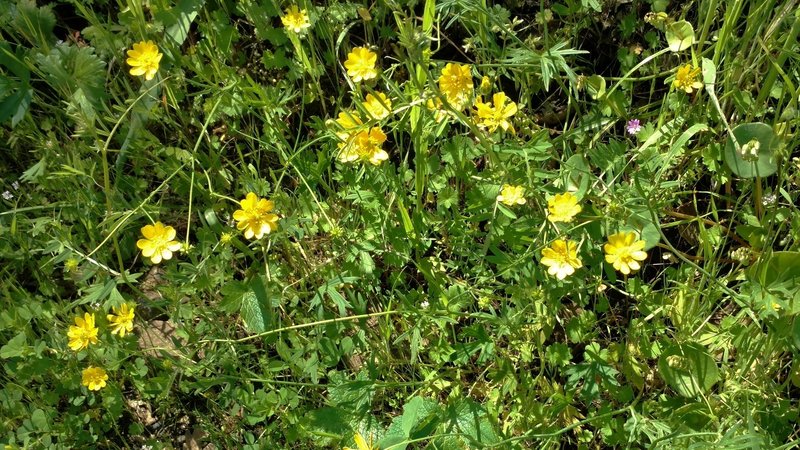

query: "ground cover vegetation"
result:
(1, 0), (800, 448)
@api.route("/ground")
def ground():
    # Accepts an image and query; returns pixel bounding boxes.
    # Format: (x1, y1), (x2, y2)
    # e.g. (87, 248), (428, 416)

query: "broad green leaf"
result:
(665, 20), (695, 52)
(585, 75), (606, 100)
(658, 342), (719, 397)
(723, 122), (780, 178)
(0, 82), (32, 127)
(240, 277), (272, 333)
(0, 332), (27, 359)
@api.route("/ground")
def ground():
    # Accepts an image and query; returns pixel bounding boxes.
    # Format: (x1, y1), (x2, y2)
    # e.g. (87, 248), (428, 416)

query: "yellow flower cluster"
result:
(429, 63), (518, 133)
(67, 303), (136, 391)
(530, 193), (649, 279)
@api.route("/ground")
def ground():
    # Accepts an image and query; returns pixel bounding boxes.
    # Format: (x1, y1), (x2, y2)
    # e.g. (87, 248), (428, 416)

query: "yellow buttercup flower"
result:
(344, 47), (378, 82)
(338, 127), (388, 165)
(333, 110), (364, 140)
(604, 231), (648, 275)
(343, 432), (377, 450)
(126, 40), (162, 81)
(474, 92), (517, 133)
(136, 222), (182, 264)
(82, 366), (108, 391)
(233, 192), (280, 240)
(672, 64), (703, 93)
(547, 192), (582, 223)
(67, 312), (99, 351)
(540, 239), (582, 280)
(438, 63), (473, 109)
(497, 184), (526, 206)
(280, 5), (311, 33)
(362, 92), (392, 120)
(107, 303), (136, 337)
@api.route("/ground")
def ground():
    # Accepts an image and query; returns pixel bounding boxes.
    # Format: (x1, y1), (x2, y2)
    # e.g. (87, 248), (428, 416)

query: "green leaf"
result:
(451, 399), (500, 444)
(155, 0), (206, 47)
(240, 277), (272, 334)
(665, 20), (695, 52)
(35, 43), (107, 118)
(723, 122), (780, 178)
(0, 81), (32, 127)
(0, 332), (27, 359)
(585, 75), (606, 100)
(658, 342), (720, 398)
(11, 0), (56, 48)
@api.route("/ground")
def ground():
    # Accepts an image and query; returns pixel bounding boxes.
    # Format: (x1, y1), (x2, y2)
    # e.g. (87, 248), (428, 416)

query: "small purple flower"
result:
(626, 119), (641, 135)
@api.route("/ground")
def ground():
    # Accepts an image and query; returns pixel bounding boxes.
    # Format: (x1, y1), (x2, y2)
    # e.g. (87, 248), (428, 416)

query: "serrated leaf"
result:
(35, 43), (107, 114)
(443, 399), (499, 445)
(11, 0), (56, 48)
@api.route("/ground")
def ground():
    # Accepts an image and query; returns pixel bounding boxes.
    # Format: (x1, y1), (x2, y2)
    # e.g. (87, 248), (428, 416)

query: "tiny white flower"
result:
(2, 191), (12, 200)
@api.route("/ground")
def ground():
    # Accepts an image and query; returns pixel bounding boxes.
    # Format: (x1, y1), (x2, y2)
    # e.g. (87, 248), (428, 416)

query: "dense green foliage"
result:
(2, 0), (800, 448)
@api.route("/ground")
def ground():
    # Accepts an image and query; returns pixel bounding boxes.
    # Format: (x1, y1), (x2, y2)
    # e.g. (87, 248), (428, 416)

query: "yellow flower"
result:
(426, 97), (449, 123)
(497, 184), (526, 206)
(333, 110), (365, 140)
(82, 366), (109, 391)
(547, 192), (582, 223)
(343, 432), (377, 450)
(438, 63), (473, 109)
(362, 92), (392, 120)
(136, 222), (182, 264)
(604, 232), (648, 275)
(344, 47), (378, 82)
(672, 64), (703, 93)
(474, 92), (517, 133)
(540, 239), (582, 280)
(126, 40), (162, 81)
(280, 5), (311, 33)
(338, 127), (388, 165)
(479, 75), (492, 94)
(67, 312), (99, 351)
(107, 303), (135, 337)
(233, 192), (280, 240)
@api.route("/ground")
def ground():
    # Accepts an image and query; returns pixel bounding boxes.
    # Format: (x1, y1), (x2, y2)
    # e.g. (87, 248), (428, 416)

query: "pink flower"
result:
(626, 119), (641, 135)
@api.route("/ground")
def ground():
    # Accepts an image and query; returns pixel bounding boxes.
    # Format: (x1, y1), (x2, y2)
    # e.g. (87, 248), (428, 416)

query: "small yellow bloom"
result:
(126, 40), (162, 81)
(540, 239), (582, 280)
(233, 192), (279, 240)
(344, 47), (378, 82)
(547, 192), (582, 223)
(479, 75), (492, 94)
(474, 92), (517, 133)
(333, 110), (365, 140)
(426, 97), (449, 123)
(497, 184), (526, 206)
(438, 63), (473, 109)
(604, 231), (648, 275)
(82, 366), (109, 391)
(338, 127), (388, 165)
(67, 312), (99, 351)
(136, 222), (182, 264)
(107, 303), (136, 337)
(362, 92), (392, 120)
(344, 432), (377, 450)
(280, 5), (311, 33)
(672, 64), (703, 93)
